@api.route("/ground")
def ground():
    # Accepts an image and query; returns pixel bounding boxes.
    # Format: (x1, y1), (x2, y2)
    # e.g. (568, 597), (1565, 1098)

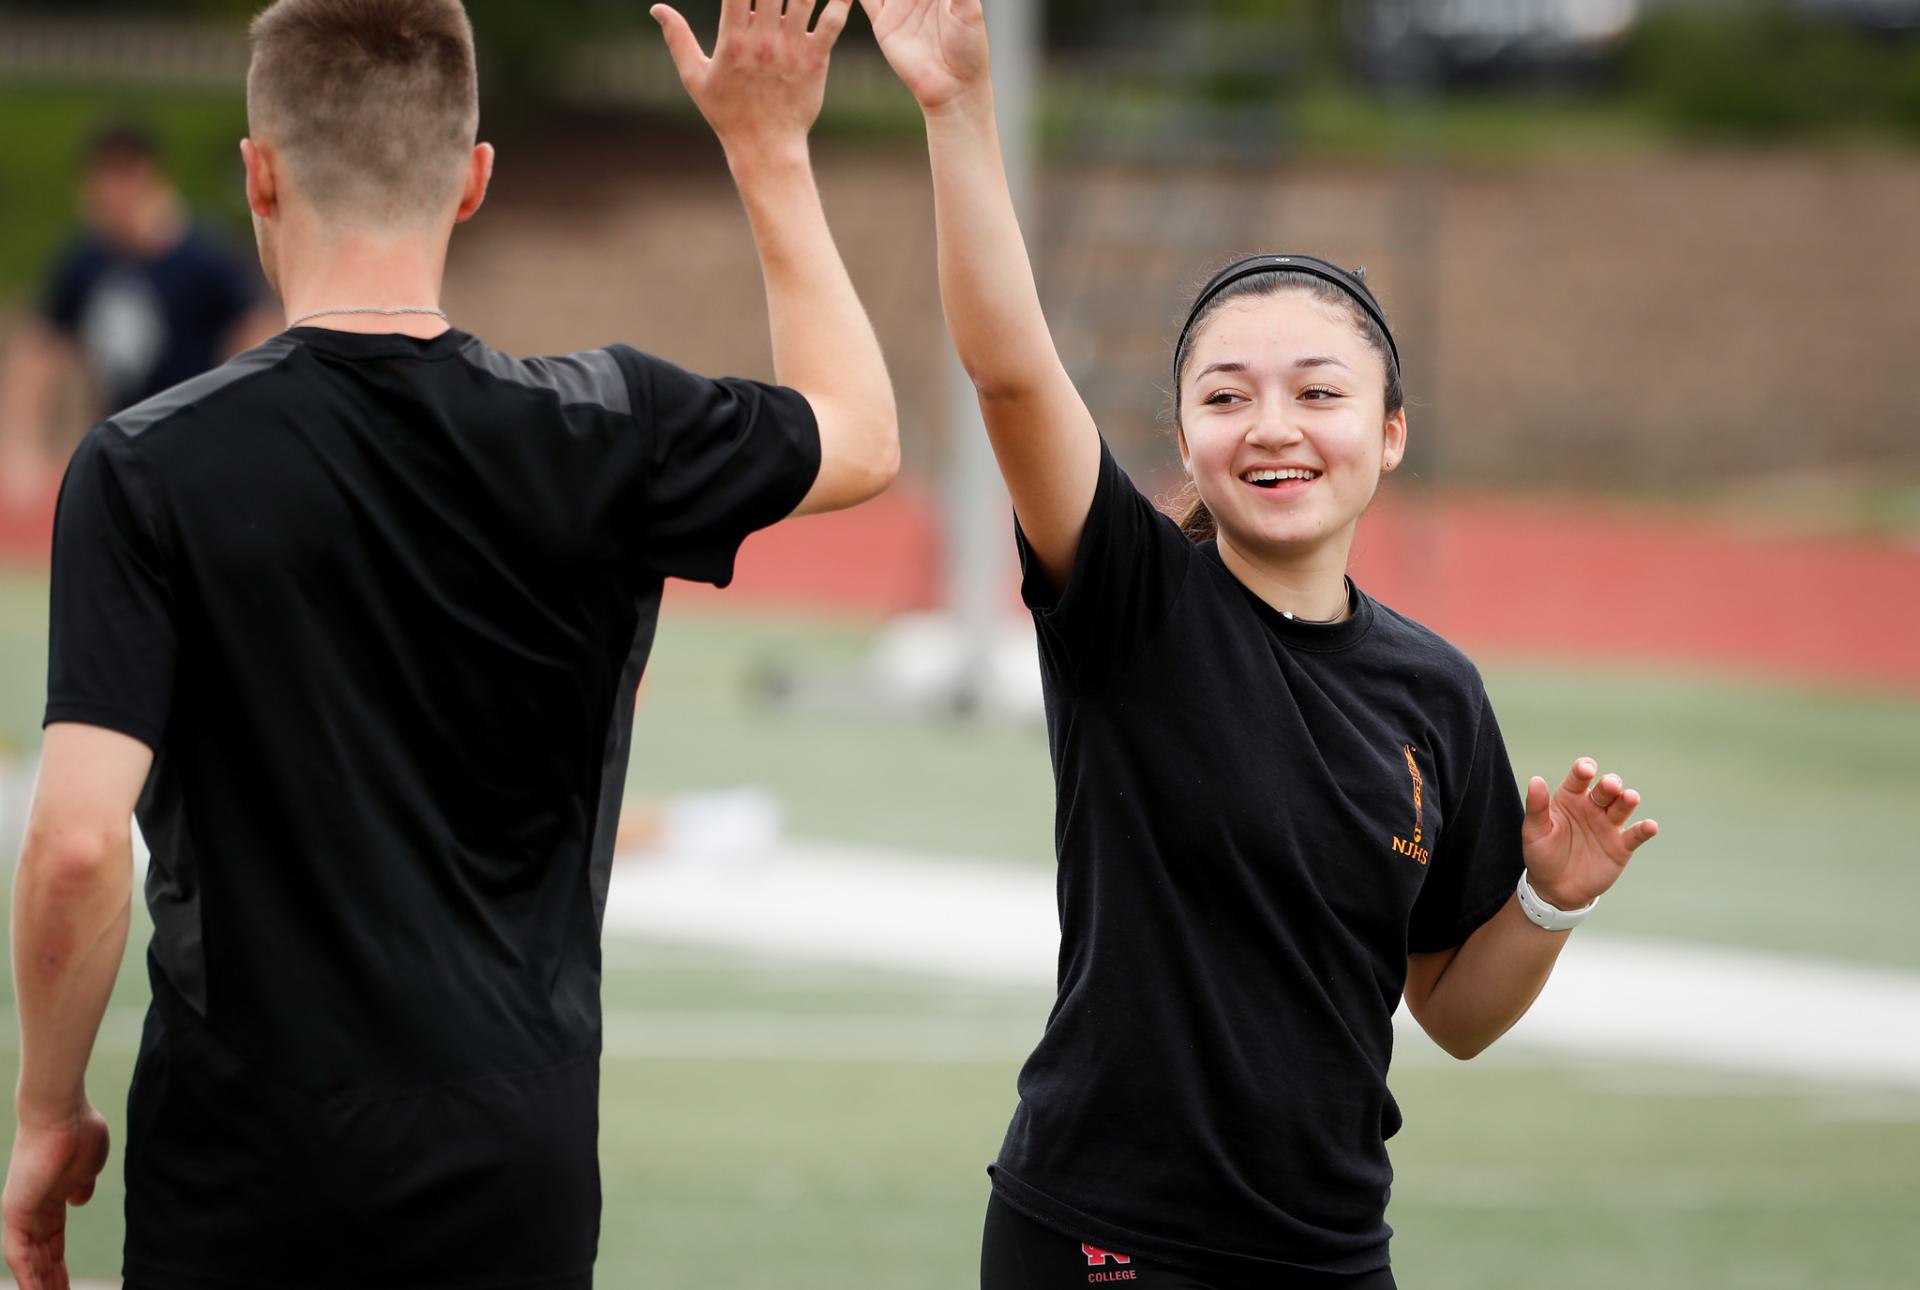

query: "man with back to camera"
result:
(0, 123), (280, 512)
(1, 1), (893, 1287)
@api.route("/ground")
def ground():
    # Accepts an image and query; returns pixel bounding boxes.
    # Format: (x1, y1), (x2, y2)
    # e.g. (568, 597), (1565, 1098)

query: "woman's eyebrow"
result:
(1193, 356), (1351, 382)
(1193, 360), (1249, 381)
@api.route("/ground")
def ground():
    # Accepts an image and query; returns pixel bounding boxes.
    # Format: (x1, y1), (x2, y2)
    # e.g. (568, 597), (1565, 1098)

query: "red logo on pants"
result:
(1082, 1244), (1131, 1267)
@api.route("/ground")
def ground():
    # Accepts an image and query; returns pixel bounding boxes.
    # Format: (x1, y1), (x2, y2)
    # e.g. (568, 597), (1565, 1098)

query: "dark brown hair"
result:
(248, 0), (479, 224)
(1168, 267), (1405, 542)
(84, 121), (163, 171)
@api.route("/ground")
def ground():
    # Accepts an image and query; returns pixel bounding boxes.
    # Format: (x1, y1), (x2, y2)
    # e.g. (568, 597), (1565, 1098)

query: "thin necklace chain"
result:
(287, 305), (448, 329)
(1278, 577), (1354, 626)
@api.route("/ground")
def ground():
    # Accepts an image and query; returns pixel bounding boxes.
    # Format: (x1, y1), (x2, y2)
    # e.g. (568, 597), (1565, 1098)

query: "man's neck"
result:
(277, 223), (453, 338)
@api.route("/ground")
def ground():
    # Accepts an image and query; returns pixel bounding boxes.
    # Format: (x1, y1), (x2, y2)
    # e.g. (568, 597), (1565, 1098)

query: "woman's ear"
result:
(1381, 408), (1408, 473)
(1175, 423), (1192, 475)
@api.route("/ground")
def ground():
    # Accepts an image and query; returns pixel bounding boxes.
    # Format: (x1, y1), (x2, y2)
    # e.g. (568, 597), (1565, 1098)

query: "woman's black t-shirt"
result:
(990, 440), (1526, 1276)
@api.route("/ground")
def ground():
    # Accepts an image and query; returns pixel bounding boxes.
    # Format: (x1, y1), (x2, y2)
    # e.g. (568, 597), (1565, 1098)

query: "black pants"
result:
(981, 1192), (1399, 1290)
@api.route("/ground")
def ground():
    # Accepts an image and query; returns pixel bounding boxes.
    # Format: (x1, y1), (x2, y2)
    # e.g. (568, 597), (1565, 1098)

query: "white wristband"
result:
(1515, 869), (1597, 932)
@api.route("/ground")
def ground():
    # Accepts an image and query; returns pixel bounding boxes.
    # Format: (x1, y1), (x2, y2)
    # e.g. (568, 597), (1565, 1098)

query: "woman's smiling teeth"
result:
(1243, 468), (1320, 488)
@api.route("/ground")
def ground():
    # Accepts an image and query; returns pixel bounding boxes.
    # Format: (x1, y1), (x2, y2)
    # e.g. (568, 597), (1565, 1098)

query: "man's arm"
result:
(1404, 759), (1658, 1059)
(654, 0), (898, 518)
(3, 723), (151, 1289)
(0, 322), (77, 513)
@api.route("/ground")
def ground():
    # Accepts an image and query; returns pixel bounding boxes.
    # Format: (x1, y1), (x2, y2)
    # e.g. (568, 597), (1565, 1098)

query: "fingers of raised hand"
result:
(1575, 766), (1659, 853)
(651, 5), (709, 79)
(1586, 772), (1625, 813)
(1557, 757), (1598, 797)
(1601, 783), (1641, 826)
(810, 0), (855, 45)
(1524, 775), (1550, 819)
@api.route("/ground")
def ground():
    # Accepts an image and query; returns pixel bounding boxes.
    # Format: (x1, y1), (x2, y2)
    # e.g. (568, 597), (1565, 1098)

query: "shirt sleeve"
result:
(612, 347), (822, 587)
(1406, 689), (1527, 954)
(36, 240), (97, 337)
(1015, 438), (1194, 691)
(44, 426), (177, 750)
(201, 235), (263, 338)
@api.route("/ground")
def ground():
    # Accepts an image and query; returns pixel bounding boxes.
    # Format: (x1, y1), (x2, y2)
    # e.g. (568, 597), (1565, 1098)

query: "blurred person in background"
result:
(862, 2), (1658, 1287)
(0, 122), (278, 512)
(1, 1), (892, 1288)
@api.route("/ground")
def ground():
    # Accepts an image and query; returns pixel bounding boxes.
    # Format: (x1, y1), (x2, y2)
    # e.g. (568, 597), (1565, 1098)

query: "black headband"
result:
(1174, 254), (1400, 383)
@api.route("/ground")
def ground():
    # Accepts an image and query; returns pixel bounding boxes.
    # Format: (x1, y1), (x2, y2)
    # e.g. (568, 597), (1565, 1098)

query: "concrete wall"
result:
(448, 132), (1920, 500)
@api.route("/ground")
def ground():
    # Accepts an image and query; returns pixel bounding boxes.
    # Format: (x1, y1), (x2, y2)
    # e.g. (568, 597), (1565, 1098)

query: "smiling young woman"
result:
(1168, 258), (1407, 621)
(860, 2), (1660, 1287)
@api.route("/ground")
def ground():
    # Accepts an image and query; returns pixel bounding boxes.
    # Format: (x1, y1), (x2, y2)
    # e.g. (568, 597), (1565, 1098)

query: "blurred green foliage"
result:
(6, 0), (1917, 145)
(1626, 3), (1920, 142)
(0, 87), (252, 307)
(2, 0), (1918, 304)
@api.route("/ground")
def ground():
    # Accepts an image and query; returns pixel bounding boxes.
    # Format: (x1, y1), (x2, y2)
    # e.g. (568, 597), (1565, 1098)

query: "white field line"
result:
(600, 1009), (1039, 1064)
(605, 843), (1920, 1088)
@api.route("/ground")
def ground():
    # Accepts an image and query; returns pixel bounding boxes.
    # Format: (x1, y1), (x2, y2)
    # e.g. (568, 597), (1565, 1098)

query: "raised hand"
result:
(652, 0), (855, 160)
(859, 0), (990, 113)
(1520, 758), (1658, 911)
(2, 1107), (111, 1290)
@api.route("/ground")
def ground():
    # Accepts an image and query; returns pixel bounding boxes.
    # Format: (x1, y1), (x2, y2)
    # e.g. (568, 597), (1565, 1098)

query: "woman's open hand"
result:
(1520, 758), (1658, 911)
(860, 0), (990, 114)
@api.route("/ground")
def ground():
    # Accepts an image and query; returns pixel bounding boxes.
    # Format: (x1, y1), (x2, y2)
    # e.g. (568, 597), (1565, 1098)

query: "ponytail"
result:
(1169, 479), (1217, 542)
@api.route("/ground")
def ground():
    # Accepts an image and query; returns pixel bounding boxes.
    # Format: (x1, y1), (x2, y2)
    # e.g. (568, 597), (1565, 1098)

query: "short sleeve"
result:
(1014, 438), (1193, 690)
(36, 240), (97, 336)
(1406, 690), (1526, 954)
(202, 238), (262, 336)
(613, 347), (822, 587)
(44, 426), (177, 749)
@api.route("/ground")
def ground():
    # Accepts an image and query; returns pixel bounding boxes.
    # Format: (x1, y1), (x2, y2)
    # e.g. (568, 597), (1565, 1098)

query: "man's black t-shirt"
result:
(990, 442), (1525, 1277)
(39, 225), (261, 412)
(44, 327), (820, 1289)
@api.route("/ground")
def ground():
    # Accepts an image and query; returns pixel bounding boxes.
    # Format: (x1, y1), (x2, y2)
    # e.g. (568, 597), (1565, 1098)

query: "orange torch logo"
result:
(1392, 744), (1431, 865)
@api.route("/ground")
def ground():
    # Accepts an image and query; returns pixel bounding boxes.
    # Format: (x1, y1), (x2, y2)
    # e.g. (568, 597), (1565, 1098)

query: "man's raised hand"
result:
(859, 0), (990, 114)
(652, 0), (855, 160)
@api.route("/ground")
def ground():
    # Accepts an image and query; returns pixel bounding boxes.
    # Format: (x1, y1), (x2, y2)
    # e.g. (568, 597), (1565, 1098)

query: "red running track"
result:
(8, 483), (1915, 690)
(669, 485), (1920, 692)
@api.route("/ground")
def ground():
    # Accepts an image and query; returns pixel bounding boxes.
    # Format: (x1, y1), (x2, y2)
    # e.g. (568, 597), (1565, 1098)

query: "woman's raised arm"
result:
(864, 0), (1100, 587)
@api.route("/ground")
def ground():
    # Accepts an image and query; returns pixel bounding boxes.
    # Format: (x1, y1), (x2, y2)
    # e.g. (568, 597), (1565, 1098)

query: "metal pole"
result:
(942, 0), (1038, 712)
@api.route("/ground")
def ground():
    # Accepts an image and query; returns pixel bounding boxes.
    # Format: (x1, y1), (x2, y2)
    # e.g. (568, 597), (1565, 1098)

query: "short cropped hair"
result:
(84, 122), (163, 171)
(248, 0), (478, 225)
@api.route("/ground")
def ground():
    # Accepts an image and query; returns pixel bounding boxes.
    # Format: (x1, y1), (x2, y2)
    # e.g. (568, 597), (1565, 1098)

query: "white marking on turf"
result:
(604, 842), (1920, 1087)
(599, 1009), (1039, 1063)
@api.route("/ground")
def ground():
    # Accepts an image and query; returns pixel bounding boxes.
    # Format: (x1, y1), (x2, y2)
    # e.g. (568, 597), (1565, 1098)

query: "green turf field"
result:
(1, 577), (1917, 1285)
(619, 605), (1920, 971)
(6, 937), (1917, 1289)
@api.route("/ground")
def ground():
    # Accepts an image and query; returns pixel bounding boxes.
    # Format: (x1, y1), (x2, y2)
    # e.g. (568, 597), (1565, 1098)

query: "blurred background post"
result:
(1, 1), (1917, 1286)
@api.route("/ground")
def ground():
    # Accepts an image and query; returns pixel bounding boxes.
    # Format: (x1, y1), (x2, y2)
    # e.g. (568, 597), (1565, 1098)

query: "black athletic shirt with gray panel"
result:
(44, 326), (820, 1290)
(988, 441), (1526, 1280)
